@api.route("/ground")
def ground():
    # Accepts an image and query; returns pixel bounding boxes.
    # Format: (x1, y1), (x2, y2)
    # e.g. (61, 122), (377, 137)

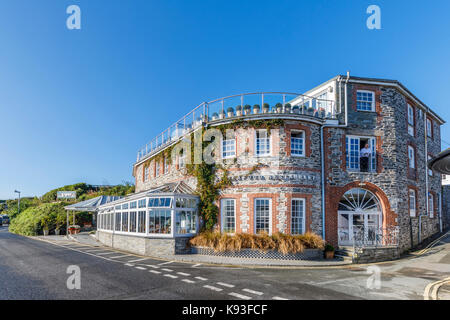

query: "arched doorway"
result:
(337, 188), (382, 246)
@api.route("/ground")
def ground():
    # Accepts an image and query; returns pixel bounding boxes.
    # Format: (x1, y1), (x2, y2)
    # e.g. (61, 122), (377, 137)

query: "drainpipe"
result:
(420, 108), (430, 243)
(320, 73), (350, 241)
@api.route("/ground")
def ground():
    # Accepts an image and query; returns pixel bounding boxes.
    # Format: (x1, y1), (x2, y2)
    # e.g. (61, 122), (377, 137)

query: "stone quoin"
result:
(96, 75), (447, 259)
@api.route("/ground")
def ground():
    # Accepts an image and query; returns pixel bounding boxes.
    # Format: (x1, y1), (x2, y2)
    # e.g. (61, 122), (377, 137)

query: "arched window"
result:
(338, 188), (382, 245)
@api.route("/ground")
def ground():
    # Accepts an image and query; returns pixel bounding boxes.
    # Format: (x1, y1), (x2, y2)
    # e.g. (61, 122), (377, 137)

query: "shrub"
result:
(324, 243), (335, 252)
(189, 231), (325, 255)
(227, 107), (234, 113)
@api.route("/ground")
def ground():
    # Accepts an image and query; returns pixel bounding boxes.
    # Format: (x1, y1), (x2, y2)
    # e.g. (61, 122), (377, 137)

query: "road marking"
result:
(110, 254), (132, 259)
(195, 276), (208, 281)
(125, 263), (134, 267)
(217, 282), (235, 288)
(158, 261), (174, 266)
(203, 285), (223, 292)
(177, 272), (190, 276)
(229, 292), (252, 300)
(128, 258), (149, 263)
(162, 268), (173, 272)
(149, 270), (161, 274)
(272, 296), (289, 300)
(96, 252), (117, 255)
(417, 231), (450, 256)
(146, 265), (160, 269)
(84, 249), (108, 253)
(163, 274), (178, 279)
(424, 277), (450, 300)
(242, 288), (264, 296)
(182, 279), (196, 284)
(135, 266), (147, 270)
(192, 264), (202, 268)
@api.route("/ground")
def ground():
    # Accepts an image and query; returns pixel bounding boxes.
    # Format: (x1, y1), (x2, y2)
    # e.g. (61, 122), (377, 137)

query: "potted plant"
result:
(300, 105), (307, 114)
(41, 216), (51, 236)
(243, 105), (251, 115)
(212, 112), (219, 121)
(292, 106), (300, 114)
(253, 104), (260, 114)
(307, 106), (315, 116)
(275, 103), (283, 113)
(68, 225), (81, 235)
(235, 105), (242, 116)
(324, 243), (335, 259)
(284, 103), (292, 113)
(219, 110), (226, 119)
(263, 103), (270, 113)
(227, 107), (234, 118)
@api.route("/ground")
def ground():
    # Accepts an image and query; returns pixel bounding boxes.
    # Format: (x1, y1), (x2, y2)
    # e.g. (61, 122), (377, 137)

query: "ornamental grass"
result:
(189, 231), (325, 255)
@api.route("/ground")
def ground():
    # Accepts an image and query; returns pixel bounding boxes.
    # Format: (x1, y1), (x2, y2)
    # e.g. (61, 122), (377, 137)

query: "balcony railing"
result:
(137, 92), (336, 162)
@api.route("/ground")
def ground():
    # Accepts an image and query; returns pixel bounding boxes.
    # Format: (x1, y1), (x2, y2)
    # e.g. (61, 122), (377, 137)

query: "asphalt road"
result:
(1, 226), (449, 300)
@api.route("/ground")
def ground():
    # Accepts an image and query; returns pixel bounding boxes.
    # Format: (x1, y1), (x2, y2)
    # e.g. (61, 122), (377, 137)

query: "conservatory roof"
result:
(64, 195), (123, 212)
(96, 181), (197, 209)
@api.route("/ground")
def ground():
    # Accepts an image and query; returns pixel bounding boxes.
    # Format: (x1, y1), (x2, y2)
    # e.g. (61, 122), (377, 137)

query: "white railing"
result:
(137, 92), (336, 162)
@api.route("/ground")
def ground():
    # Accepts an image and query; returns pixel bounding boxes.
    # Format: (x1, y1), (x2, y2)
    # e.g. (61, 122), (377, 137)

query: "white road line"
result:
(110, 254), (133, 259)
(135, 266), (147, 270)
(182, 279), (196, 284)
(229, 292), (252, 300)
(163, 274), (178, 279)
(272, 296), (289, 300)
(203, 285), (223, 292)
(85, 249), (108, 253)
(150, 270), (161, 274)
(158, 261), (174, 266)
(192, 264), (202, 268)
(242, 288), (264, 296)
(125, 263), (134, 267)
(161, 268), (173, 272)
(96, 252), (117, 255)
(195, 276), (208, 281)
(217, 282), (235, 288)
(146, 265), (160, 269)
(177, 272), (190, 276)
(128, 258), (149, 263)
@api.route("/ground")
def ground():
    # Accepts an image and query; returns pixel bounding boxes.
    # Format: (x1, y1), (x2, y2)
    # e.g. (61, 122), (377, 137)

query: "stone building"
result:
(97, 75), (445, 256)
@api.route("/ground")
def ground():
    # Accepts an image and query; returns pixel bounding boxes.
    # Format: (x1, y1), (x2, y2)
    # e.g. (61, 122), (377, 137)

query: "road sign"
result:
(57, 191), (76, 199)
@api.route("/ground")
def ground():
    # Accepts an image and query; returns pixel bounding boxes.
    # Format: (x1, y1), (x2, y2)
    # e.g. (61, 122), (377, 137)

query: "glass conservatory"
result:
(97, 193), (199, 238)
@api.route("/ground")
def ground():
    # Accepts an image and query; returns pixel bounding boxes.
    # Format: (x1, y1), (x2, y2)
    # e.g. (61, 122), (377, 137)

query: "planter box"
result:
(191, 246), (322, 261)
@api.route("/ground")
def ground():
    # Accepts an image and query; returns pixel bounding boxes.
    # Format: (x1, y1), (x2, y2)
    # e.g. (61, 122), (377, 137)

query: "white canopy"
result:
(64, 195), (122, 212)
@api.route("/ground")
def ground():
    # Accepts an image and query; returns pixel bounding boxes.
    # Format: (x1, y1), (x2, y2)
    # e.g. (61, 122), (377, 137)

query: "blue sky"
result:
(1, 0), (449, 199)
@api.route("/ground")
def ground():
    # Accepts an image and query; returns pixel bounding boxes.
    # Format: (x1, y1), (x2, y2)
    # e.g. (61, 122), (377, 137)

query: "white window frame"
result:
(144, 166), (149, 182)
(291, 130), (305, 157)
(254, 198), (272, 235)
(179, 151), (186, 168)
(221, 138), (236, 159)
(164, 157), (169, 174)
(356, 90), (375, 112)
(407, 104), (414, 136)
(428, 193), (434, 218)
(220, 198), (236, 233)
(255, 130), (271, 157)
(345, 135), (377, 172)
(408, 146), (415, 169)
(155, 161), (160, 177)
(427, 118), (433, 138)
(291, 198), (306, 235)
(409, 189), (416, 217)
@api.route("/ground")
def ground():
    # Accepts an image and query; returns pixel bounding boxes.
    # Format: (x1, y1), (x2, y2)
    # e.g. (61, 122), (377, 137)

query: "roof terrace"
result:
(136, 92), (336, 162)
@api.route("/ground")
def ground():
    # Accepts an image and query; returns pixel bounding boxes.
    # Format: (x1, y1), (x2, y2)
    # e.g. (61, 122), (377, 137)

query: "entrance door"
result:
(338, 188), (382, 246)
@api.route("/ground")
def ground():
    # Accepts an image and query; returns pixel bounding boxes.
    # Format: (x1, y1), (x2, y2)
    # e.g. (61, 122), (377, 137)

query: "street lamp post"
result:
(14, 190), (21, 216)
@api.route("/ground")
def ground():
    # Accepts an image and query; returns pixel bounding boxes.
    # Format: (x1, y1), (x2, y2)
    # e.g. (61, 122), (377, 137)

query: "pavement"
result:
(1, 226), (449, 300)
